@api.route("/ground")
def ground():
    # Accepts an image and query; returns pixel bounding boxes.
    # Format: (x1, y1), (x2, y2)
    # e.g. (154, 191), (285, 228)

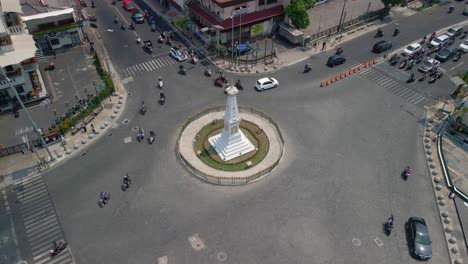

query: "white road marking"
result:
(449, 62), (464, 71)
(374, 237), (384, 247)
(158, 256), (168, 264)
(124, 137), (132, 143)
(188, 233), (206, 251)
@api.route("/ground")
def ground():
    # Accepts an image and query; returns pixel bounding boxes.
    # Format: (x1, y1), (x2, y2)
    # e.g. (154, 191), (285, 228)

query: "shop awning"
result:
(188, 3), (283, 31)
(0, 0), (22, 13)
(0, 35), (37, 67)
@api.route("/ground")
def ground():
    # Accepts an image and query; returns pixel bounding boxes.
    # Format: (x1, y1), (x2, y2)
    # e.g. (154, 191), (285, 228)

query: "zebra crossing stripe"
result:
(378, 79), (394, 87)
(123, 68), (131, 76)
(142, 62), (150, 71)
(412, 97), (426, 104)
(25, 215), (57, 233)
(36, 251), (70, 264)
(24, 209), (55, 225)
(28, 225), (61, 242)
(14, 174), (41, 185)
(20, 198), (51, 212)
(158, 58), (168, 67)
(149, 60), (159, 69)
(135, 64), (143, 72)
(146, 61), (155, 70)
(385, 82), (400, 90)
(397, 90), (412, 97)
(407, 93), (422, 101)
(164, 56), (175, 65)
(154, 59), (164, 68)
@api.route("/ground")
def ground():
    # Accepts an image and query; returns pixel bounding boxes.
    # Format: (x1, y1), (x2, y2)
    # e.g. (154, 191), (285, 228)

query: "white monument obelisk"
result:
(209, 85), (255, 161)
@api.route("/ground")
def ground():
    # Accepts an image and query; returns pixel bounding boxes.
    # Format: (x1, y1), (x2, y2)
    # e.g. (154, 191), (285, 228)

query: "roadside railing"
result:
(176, 105), (284, 185)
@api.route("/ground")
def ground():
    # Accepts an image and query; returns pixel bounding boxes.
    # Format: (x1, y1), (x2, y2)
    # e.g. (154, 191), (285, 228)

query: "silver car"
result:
(418, 58), (440, 73)
(170, 47), (186, 62)
(407, 217), (432, 260)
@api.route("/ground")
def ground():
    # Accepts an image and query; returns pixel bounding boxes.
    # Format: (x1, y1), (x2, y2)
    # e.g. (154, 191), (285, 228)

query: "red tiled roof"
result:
(188, 3), (283, 31)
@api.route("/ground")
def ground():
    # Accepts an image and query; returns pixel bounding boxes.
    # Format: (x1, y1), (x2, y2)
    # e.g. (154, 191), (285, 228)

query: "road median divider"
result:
(320, 59), (377, 87)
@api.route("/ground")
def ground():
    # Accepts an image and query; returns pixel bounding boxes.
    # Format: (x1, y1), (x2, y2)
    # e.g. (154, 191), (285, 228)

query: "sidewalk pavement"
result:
(210, 6), (418, 74)
(423, 104), (468, 263)
(0, 26), (128, 188)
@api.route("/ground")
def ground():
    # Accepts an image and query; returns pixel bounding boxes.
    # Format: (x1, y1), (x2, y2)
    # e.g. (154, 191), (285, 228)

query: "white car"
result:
(170, 47), (186, 62)
(403, 43), (422, 56)
(459, 39), (468, 53)
(430, 34), (450, 48)
(255, 77), (278, 91)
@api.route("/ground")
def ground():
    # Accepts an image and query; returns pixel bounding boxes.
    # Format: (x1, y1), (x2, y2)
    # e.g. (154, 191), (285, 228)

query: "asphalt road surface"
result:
(3, 1), (468, 263)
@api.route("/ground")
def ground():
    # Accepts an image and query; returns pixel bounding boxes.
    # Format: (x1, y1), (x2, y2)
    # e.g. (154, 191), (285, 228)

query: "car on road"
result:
(418, 58), (440, 73)
(459, 39), (468, 53)
(132, 10), (144, 23)
(446, 26), (463, 38)
(402, 43), (422, 56)
(406, 217), (432, 260)
(326, 54), (346, 67)
(170, 47), (186, 62)
(372, 40), (392, 53)
(429, 34), (450, 49)
(435, 46), (457, 62)
(122, 0), (134, 11)
(255, 77), (278, 91)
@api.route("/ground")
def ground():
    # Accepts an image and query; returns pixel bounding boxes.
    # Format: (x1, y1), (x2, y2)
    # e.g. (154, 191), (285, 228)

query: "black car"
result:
(372, 40), (392, 53)
(327, 54), (346, 67)
(435, 46), (457, 62)
(406, 217), (432, 260)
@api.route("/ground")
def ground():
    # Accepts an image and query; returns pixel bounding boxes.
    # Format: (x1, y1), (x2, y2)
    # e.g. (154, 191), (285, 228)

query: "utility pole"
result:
(0, 67), (55, 162)
(338, 0), (347, 33)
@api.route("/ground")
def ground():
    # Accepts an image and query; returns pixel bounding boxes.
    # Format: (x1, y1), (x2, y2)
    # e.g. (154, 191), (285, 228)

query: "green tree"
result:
(302, 0), (316, 10)
(215, 44), (227, 61)
(285, 0), (310, 29)
(381, 0), (404, 11)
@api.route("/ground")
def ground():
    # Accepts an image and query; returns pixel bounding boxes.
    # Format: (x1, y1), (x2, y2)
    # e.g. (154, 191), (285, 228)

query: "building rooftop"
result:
(1, 0), (23, 13)
(20, 0), (73, 16)
(212, 0), (252, 8)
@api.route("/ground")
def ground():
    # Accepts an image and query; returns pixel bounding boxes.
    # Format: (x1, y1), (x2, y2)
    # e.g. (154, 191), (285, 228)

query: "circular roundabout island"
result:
(177, 86), (284, 185)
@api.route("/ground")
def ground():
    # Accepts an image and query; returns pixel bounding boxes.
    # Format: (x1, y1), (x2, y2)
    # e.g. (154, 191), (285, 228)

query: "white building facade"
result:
(0, 0), (43, 112)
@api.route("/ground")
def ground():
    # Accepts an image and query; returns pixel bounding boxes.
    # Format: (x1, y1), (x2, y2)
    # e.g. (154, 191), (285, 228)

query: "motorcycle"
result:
(214, 77), (223, 87)
(91, 1), (95, 8)
(151, 23), (156, 32)
(453, 52), (462, 62)
(136, 37), (141, 45)
(418, 74), (426, 82)
(98, 192), (111, 207)
(89, 15), (97, 22)
(461, 31), (467, 39)
(205, 67), (212, 77)
(148, 130), (155, 144)
(304, 64), (312, 73)
(137, 128), (144, 142)
(49, 241), (67, 257)
(130, 23), (135, 30)
(428, 76), (437, 83)
(406, 60), (415, 70)
(44, 62), (55, 71)
(121, 23), (126, 30)
(375, 30), (384, 38)
(385, 215), (394, 236)
(166, 39), (172, 46)
(235, 80), (244, 90)
(389, 54), (399, 66)
(80, 0), (87, 7)
(398, 60), (407, 69)
(448, 6), (454, 13)
(335, 47), (343, 55)
(407, 74), (415, 83)
(429, 32), (436, 42)
(179, 66), (186, 75)
(158, 77), (163, 89)
(158, 36), (164, 43)
(159, 96), (165, 105)
(140, 101), (147, 115)
(402, 166), (412, 180)
(393, 28), (399, 37)
(122, 175), (131, 191)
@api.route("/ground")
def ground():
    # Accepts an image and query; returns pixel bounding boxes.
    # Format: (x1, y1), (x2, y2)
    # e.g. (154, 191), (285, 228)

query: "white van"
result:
(430, 34), (450, 48)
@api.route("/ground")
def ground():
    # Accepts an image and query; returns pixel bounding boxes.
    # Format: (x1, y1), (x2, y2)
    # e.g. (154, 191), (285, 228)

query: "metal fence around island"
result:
(176, 105), (285, 185)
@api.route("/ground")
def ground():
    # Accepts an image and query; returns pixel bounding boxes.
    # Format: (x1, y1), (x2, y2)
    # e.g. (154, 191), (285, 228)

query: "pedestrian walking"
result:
(449, 192), (455, 199)
(91, 124), (96, 134)
(82, 125), (87, 133)
(322, 41), (326, 51)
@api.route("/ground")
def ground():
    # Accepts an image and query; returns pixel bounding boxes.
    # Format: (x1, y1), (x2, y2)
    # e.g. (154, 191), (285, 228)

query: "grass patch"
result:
(194, 119), (269, 171)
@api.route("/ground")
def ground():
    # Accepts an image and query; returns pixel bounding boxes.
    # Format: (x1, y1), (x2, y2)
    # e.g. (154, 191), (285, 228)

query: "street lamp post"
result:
(0, 67), (55, 162)
(338, 0), (347, 34)
(238, 7), (243, 46)
(231, 16), (234, 65)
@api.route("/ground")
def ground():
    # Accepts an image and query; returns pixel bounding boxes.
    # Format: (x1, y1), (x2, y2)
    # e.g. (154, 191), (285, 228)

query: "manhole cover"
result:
(131, 126), (139, 132)
(352, 238), (361, 247)
(122, 119), (129, 124)
(217, 252), (227, 261)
